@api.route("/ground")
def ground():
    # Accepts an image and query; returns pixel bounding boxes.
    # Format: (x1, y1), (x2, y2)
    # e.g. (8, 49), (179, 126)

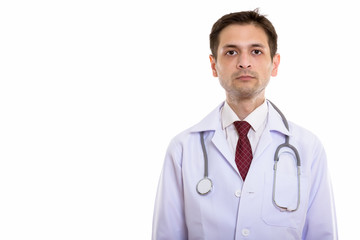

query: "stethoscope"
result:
(196, 101), (301, 212)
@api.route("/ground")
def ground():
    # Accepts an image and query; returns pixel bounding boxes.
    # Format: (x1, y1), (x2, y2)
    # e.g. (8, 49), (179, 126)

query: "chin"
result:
(233, 87), (265, 100)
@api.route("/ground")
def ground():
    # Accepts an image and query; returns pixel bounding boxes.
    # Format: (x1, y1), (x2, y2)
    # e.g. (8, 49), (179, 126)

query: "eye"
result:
(252, 49), (262, 55)
(226, 50), (238, 56)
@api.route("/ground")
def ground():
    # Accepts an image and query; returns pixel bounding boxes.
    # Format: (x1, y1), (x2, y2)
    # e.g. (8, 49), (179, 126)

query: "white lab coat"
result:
(152, 101), (337, 240)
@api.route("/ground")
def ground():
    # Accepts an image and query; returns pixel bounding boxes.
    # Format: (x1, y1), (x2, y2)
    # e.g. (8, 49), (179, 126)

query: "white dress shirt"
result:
(221, 100), (268, 156)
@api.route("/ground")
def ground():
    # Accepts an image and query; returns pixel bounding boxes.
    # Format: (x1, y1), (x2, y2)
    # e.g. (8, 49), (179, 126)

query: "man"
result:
(152, 10), (337, 239)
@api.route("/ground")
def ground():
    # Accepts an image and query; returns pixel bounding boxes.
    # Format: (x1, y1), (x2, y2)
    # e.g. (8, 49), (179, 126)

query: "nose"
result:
(237, 54), (252, 69)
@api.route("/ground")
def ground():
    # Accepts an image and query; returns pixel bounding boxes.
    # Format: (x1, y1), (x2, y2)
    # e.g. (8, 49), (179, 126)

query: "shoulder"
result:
(169, 103), (224, 145)
(288, 121), (322, 147)
(289, 121), (317, 140)
(165, 103), (224, 157)
(267, 101), (323, 152)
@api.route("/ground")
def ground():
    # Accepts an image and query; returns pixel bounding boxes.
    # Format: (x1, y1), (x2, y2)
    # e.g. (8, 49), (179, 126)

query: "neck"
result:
(226, 94), (265, 120)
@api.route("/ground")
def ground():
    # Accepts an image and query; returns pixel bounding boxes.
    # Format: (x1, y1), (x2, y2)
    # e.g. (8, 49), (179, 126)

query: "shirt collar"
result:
(221, 100), (268, 132)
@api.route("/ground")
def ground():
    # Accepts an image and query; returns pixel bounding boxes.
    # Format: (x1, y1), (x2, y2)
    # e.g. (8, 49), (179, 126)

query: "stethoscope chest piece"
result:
(196, 177), (213, 195)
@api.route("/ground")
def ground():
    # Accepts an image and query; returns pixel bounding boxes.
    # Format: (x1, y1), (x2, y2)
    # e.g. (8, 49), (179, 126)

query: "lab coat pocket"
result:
(262, 169), (308, 229)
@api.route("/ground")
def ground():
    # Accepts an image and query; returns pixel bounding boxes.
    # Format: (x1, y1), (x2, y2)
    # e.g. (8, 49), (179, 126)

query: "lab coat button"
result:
(234, 190), (241, 198)
(242, 228), (250, 236)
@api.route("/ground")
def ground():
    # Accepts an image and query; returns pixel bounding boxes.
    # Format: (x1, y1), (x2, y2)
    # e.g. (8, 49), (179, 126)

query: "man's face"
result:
(210, 24), (280, 101)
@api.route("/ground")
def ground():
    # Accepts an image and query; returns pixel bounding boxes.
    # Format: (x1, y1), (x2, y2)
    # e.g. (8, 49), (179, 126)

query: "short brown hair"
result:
(210, 9), (278, 60)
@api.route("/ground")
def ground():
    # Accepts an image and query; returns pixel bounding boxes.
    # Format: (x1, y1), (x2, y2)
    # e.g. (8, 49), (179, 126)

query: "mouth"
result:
(235, 75), (255, 81)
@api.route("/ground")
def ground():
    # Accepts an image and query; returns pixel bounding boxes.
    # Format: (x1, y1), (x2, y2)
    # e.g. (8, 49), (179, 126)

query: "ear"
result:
(209, 54), (218, 77)
(271, 53), (280, 77)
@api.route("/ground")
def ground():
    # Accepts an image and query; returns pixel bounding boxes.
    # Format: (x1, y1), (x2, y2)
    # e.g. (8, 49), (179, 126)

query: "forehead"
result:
(218, 24), (269, 49)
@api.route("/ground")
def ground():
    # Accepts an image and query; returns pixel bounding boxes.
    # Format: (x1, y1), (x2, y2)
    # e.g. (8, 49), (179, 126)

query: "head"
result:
(210, 9), (278, 61)
(209, 10), (280, 103)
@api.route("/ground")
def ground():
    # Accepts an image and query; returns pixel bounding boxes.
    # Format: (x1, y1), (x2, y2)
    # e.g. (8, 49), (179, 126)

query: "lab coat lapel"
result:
(253, 126), (273, 161)
(253, 101), (291, 160)
(211, 127), (237, 171)
(190, 102), (238, 172)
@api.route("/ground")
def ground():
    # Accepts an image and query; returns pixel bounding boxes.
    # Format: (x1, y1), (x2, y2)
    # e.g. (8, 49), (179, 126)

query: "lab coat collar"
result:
(190, 102), (225, 133)
(251, 101), (291, 163)
(266, 100), (292, 137)
(190, 102), (233, 167)
(190, 100), (291, 136)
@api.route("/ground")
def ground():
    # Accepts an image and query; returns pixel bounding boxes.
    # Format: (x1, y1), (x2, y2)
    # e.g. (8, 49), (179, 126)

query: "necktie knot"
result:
(234, 121), (251, 137)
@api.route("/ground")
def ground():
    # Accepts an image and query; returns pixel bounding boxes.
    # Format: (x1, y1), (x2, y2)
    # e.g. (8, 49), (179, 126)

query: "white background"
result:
(0, 0), (358, 239)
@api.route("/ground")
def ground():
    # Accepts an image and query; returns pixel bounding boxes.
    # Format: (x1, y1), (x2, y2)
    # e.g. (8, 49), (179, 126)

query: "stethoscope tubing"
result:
(196, 101), (302, 212)
(196, 132), (213, 195)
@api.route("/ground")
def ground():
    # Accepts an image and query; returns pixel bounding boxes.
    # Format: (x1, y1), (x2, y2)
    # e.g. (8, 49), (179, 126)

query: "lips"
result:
(232, 71), (257, 81)
(236, 75), (254, 81)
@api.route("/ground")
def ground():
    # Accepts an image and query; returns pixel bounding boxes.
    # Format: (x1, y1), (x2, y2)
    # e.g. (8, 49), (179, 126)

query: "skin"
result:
(210, 24), (280, 120)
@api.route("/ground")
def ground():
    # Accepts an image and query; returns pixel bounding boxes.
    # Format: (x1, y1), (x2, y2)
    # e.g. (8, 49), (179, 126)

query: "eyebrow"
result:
(222, 43), (266, 49)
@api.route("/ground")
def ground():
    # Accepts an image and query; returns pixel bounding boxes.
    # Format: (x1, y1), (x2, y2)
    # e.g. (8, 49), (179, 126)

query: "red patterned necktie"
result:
(234, 121), (253, 180)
